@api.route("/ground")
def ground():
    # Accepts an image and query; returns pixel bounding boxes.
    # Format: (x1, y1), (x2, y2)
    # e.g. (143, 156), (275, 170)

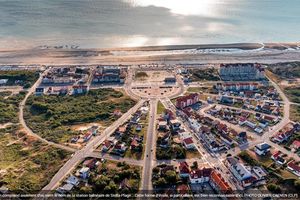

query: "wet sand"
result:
(0, 42), (299, 65)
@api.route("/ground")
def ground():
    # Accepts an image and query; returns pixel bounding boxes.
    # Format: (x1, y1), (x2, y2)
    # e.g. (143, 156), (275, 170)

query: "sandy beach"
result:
(0, 42), (299, 65)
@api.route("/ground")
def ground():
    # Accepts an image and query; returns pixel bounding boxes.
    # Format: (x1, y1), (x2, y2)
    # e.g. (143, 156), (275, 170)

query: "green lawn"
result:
(157, 101), (165, 115)
(0, 125), (71, 193)
(24, 89), (136, 143)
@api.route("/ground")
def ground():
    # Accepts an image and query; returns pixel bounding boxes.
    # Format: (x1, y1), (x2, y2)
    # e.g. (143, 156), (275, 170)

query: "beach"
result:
(0, 42), (299, 65)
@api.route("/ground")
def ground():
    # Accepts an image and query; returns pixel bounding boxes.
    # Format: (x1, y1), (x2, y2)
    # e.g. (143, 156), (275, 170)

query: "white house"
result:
(255, 143), (271, 156)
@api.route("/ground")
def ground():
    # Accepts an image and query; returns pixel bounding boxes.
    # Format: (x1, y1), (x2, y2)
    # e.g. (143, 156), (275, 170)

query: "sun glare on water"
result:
(125, 0), (222, 16)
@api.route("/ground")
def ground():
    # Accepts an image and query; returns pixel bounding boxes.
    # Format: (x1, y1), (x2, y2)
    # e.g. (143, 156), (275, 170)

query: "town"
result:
(1, 62), (300, 199)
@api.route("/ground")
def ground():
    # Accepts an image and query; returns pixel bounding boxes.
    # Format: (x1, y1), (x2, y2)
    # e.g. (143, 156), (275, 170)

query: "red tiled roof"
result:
(210, 171), (232, 191)
(292, 140), (300, 148)
(183, 137), (194, 145)
(190, 168), (213, 179)
(288, 161), (300, 172)
(179, 162), (190, 174)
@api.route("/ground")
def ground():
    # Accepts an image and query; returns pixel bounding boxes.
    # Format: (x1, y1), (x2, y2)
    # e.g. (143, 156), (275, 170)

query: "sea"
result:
(0, 0), (299, 49)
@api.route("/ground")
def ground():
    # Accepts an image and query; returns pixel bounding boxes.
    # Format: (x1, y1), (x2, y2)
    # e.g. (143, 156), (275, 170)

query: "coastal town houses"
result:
(225, 157), (266, 188)
(219, 63), (265, 81)
(287, 161), (300, 177)
(92, 66), (126, 84)
(176, 93), (199, 109)
(254, 142), (271, 156)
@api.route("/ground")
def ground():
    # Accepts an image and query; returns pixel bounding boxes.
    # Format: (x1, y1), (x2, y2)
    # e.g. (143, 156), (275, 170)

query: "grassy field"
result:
(0, 70), (39, 88)
(284, 86), (300, 104)
(290, 105), (300, 122)
(157, 101), (165, 115)
(0, 92), (26, 124)
(0, 125), (70, 193)
(24, 89), (136, 143)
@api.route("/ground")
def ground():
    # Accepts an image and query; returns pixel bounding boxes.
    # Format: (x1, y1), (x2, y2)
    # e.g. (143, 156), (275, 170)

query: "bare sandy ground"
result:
(0, 42), (299, 65)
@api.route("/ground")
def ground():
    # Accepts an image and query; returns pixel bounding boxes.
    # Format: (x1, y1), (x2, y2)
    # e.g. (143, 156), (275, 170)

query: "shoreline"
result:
(0, 42), (300, 65)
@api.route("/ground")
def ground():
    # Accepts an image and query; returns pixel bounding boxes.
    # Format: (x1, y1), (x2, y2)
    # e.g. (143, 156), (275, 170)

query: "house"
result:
(183, 137), (195, 149)
(287, 161), (300, 177)
(83, 158), (97, 169)
(35, 87), (44, 96)
(113, 109), (123, 117)
(83, 131), (92, 142)
(79, 167), (90, 179)
(179, 162), (190, 178)
(226, 157), (255, 187)
(255, 143), (271, 156)
(220, 133), (234, 146)
(116, 126), (127, 137)
(189, 168), (213, 184)
(0, 186), (8, 194)
(135, 124), (142, 131)
(73, 85), (88, 94)
(114, 142), (127, 153)
(176, 93), (199, 109)
(158, 121), (168, 131)
(209, 171), (232, 194)
(169, 119), (181, 131)
(60, 183), (74, 193)
(66, 175), (79, 186)
(271, 151), (286, 165)
(237, 132), (247, 141)
(291, 140), (300, 151)
(130, 139), (140, 150)
(272, 130), (292, 143)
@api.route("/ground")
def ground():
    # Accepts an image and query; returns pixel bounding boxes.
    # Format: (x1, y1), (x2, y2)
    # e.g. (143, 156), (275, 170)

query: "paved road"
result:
(18, 68), (77, 152)
(41, 100), (145, 192)
(140, 99), (157, 191)
(160, 98), (237, 190)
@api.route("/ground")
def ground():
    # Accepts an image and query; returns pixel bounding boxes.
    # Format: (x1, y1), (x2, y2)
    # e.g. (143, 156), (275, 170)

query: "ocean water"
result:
(0, 0), (299, 49)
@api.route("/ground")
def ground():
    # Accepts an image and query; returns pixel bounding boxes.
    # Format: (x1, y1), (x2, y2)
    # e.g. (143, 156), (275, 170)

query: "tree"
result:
(267, 183), (281, 193)
(294, 180), (300, 190)
(165, 170), (177, 183)
(155, 177), (167, 187)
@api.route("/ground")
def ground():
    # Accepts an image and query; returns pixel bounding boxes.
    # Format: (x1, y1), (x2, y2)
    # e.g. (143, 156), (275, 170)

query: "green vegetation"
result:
(87, 161), (140, 194)
(24, 89), (136, 143)
(190, 68), (220, 82)
(290, 105), (300, 122)
(157, 101), (165, 115)
(240, 150), (300, 193)
(152, 164), (179, 188)
(0, 70), (39, 88)
(239, 151), (261, 166)
(284, 86), (300, 103)
(0, 91), (12, 97)
(268, 62), (300, 80)
(156, 141), (186, 160)
(0, 91), (26, 124)
(0, 125), (70, 193)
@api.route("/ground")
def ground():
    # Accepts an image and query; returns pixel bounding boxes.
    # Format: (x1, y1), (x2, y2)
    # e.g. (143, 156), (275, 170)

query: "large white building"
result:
(219, 63), (265, 81)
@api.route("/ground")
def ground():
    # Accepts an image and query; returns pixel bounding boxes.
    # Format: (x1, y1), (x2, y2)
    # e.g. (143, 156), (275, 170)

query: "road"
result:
(18, 68), (77, 152)
(160, 98), (238, 190)
(140, 99), (157, 191)
(41, 99), (145, 192)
